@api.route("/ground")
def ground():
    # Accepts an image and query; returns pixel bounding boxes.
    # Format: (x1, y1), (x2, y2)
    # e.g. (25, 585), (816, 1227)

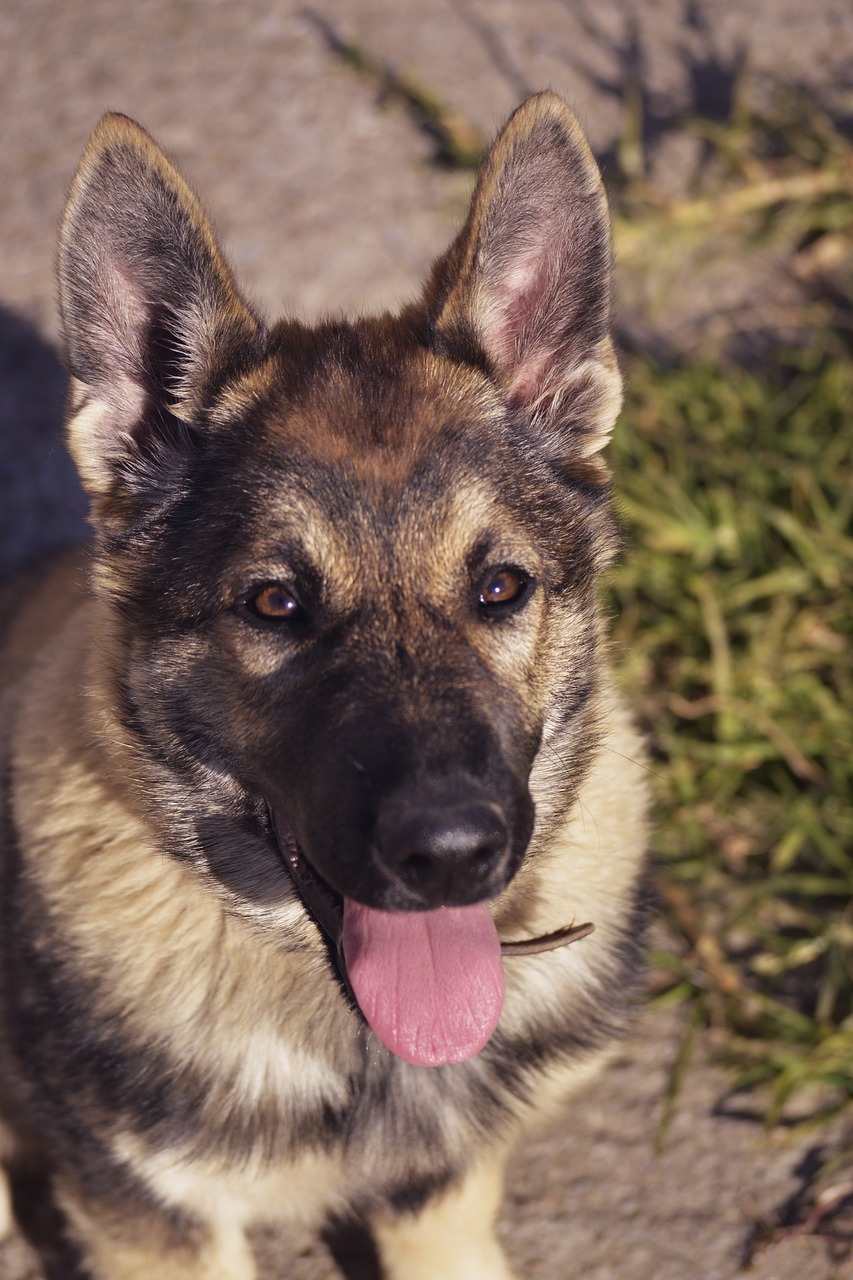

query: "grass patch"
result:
(609, 346), (853, 1125)
(602, 87), (853, 1134)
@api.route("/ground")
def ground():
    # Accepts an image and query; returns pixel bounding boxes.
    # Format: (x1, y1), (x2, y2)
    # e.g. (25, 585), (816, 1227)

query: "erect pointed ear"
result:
(58, 113), (264, 502)
(424, 92), (621, 461)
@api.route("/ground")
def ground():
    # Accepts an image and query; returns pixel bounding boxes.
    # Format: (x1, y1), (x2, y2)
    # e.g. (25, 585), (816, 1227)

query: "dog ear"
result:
(59, 113), (264, 502)
(424, 92), (621, 461)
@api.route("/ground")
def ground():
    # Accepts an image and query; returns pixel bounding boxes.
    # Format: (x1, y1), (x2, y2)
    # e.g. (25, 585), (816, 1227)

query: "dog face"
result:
(106, 338), (555, 912)
(58, 96), (622, 1064)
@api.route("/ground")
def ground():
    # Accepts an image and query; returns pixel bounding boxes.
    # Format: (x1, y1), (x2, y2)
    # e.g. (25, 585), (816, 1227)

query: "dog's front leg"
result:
(58, 1182), (258, 1280)
(371, 1157), (516, 1280)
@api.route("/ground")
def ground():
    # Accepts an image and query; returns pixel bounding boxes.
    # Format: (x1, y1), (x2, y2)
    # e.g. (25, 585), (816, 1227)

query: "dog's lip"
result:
(268, 807), (344, 951)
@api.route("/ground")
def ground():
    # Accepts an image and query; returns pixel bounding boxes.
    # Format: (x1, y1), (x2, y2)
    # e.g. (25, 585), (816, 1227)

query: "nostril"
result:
(396, 845), (499, 893)
(375, 796), (511, 904)
(471, 844), (500, 877)
(399, 852), (434, 886)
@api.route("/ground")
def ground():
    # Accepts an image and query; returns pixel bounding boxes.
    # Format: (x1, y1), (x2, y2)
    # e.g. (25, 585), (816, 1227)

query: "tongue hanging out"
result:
(342, 899), (505, 1067)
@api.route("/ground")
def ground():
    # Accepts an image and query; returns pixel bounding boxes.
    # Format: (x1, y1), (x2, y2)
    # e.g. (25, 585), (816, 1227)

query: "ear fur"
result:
(59, 113), (264, 500)
(424, 92), (621, 460)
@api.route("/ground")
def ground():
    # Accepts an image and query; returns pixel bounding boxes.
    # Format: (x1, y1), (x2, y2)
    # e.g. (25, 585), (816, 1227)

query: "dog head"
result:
(58, 95), (622, 1064)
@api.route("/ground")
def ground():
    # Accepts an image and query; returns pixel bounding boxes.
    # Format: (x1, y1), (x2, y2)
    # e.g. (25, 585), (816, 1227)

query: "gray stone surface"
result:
(1, 2), (851, 1277)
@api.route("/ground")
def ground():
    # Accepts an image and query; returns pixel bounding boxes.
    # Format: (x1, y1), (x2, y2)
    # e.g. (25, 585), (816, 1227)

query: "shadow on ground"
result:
(0, 307), (86, 580)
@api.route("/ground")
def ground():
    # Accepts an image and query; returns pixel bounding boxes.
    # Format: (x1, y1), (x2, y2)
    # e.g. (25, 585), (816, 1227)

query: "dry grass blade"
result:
(617, 162), (853, 258)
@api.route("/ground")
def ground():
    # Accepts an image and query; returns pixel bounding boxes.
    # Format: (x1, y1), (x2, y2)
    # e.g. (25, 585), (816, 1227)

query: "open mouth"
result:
(270, 809), (346, 959)
(269, 808), (594, 1069)
(269, 807), (505, 1067)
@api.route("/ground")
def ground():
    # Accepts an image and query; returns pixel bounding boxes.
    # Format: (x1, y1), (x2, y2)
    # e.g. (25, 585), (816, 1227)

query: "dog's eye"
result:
(246, 583), (302, 622)
(477, 567), (531, 615)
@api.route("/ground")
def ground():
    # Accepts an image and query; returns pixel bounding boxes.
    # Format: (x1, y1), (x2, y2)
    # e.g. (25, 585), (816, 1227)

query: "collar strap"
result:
(500, 920), (594, 956)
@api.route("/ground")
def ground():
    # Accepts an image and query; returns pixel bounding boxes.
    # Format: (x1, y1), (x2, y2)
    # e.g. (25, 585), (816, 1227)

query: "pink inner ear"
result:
(97, 259), (150, 371)
(506, 351), (555, 406)
(481, 242), (552, 396)
(84, 259), (156, 435)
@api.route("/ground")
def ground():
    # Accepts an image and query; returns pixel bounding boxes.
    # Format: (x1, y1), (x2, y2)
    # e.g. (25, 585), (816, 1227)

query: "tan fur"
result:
(60, 1183), (259, 1280)
(373, 1159), (516, 1280)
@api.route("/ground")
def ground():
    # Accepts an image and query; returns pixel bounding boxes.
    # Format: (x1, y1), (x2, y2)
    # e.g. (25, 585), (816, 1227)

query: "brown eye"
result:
(247, 583), (301, 621)
(478, 567), (530, 613)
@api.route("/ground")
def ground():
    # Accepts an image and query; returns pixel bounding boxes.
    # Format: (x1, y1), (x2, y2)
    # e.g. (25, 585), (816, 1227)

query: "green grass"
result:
(596, 86), (853, 1132)
(608, 345), (853, 1125)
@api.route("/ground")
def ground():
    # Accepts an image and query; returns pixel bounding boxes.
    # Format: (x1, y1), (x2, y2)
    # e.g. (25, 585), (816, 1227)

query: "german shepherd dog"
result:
(0, 93), (649, 1278)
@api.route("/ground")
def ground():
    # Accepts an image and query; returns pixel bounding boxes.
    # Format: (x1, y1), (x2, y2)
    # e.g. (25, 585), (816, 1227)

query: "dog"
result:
(0, 92), (649, 1279)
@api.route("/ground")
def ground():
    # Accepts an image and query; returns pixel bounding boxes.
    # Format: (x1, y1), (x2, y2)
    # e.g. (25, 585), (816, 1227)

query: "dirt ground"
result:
(1, 1), (852, 1277)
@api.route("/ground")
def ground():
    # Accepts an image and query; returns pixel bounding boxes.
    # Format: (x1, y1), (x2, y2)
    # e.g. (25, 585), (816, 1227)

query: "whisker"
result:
(599, 743), (665, 782)
(541, 738), (602, 847)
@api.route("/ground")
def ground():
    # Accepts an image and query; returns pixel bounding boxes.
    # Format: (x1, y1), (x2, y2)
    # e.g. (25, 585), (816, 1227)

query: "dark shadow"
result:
(0, 306), (87, 582)
(712, 1091), (814, 1130)
(558, 0), (853, 180)
(740, 1141), (853, 1267)
(681, 0), (749, 122)
(556, 0), (749, 185)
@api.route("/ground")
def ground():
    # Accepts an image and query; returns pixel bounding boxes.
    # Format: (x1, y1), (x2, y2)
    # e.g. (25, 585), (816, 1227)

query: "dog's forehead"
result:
(219, 331), (520, 507)
(222, 320), (499, 458)
(235, 423), (521, 578)
(309, 353), (497, 464)
(231, 477), (518, 610)
(207, 333), (539, 587)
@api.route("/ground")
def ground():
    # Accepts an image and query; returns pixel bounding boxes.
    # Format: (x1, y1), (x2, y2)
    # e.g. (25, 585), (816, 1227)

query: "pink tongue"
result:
(342, 900), (505, 1067)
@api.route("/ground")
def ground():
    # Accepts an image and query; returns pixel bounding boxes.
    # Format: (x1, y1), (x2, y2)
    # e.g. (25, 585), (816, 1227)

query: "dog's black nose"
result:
(374, 796), (510, 906)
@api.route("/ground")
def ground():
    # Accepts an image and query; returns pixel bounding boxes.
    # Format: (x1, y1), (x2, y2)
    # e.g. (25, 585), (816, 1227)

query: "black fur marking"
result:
(195, 812), (296, 906)
(322, 1217), (383, 1280)
(0, 801), (205, 1251)
(8, 1161), (89, 1280)
(382, 1168), (458, 1216)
